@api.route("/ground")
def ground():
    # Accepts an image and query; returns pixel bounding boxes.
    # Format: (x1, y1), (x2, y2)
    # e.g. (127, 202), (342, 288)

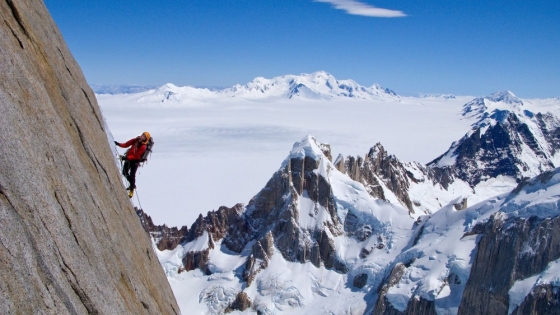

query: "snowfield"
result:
(98, 82), (560, 227)
(98, 73), (479, 226)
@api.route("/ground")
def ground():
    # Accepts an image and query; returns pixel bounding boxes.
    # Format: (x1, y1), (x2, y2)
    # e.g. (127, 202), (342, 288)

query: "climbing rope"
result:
(135, 187), (143, 211)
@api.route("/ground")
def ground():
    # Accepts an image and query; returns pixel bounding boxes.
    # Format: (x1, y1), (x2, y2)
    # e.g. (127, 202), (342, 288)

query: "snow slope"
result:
(381, 168), (560, 315)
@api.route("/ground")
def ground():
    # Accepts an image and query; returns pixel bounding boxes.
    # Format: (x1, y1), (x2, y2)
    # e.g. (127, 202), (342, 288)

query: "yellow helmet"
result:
(142, 131), (151, 143)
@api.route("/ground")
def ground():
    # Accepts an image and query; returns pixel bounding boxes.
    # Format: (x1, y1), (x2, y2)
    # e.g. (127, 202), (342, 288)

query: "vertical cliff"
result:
(458, 215), (560, 315)
(0, 0), (179, 314)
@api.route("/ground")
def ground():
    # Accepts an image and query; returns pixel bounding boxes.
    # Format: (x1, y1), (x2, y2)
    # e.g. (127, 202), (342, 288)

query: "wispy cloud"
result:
(315, 0), (406, 18)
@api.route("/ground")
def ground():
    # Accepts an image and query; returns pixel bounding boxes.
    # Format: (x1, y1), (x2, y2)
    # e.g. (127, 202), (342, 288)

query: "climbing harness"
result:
(113, 133), (154, 206)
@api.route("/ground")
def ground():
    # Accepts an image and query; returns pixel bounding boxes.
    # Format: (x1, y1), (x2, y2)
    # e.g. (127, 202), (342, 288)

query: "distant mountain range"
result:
(92, 71), (398, 101)
(217, 71), (398, 100)
(90, 84), (160, 94)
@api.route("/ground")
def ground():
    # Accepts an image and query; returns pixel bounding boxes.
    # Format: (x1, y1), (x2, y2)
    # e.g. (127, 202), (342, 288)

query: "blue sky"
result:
(44, 0), (559, 98)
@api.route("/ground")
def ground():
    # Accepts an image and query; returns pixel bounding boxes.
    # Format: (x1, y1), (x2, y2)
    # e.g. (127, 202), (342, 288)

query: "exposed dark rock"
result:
(233, 142), (347, 276)
(429, 166), (455, 190)
(187, 203), (245, 243)
(181, 249), (211, 275)
(365, 144), (414, 211)
(317, 229), (337, 269)
(344, 211), (372, 241)
(353, 273), (368, 288)
(254, 231), (274, 260)
(536, 112), (560, 155)
(373, 261), (438, 315)
(453, 198), (468, 211)
(136, 205), (247, 274)
(334, 154), (346, 173)
(391, 296), (438, 315)
(135, 203), (246, 277)
(447, 272), (462, 285)
(360, 247), (373, 259)
(243, 233), (274, 285)
(243, 256), (259, 286)
(225, 291), (252, 313)
(343, 143), (428, 213)
(319, 143), (333, 162)
(458, 215), (560, 315)
(345, 155), (364, 184)
(373, 295), (438, 315)
(136, 208), (188, 251)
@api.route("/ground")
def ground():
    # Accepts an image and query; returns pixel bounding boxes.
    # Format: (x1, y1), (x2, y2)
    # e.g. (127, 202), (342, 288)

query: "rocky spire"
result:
(136, 208), (189, 251)
(342, 142), (426, 213)
(230, 136), (347, 274)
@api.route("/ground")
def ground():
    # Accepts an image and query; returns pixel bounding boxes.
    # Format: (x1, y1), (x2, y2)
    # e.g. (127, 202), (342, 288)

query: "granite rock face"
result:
(232, 146), (347, 275)
(458, 215), (560, 315)
(0, 1), (179, 314)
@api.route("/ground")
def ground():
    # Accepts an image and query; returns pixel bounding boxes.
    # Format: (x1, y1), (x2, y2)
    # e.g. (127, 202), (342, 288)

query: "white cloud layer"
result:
(315, 0), (406, 17)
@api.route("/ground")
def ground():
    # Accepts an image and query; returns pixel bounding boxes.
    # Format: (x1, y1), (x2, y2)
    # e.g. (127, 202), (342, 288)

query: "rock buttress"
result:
(0, 1), (179, 314)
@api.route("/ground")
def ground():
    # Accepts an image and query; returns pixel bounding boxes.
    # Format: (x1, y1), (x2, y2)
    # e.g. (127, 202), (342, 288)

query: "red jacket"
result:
(117, 137), (147, 161)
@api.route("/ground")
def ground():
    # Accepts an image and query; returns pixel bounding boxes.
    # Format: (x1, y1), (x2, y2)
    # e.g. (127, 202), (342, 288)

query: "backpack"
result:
(140, 137), (154, 162)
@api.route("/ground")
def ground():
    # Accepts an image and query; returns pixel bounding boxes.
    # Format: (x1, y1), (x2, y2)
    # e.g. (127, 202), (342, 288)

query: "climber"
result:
(114, 131), (151, 197)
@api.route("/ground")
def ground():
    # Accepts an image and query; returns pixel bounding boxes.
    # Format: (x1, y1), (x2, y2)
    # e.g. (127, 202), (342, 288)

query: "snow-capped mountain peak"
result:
(462, 90), (524, 121)
(135, 82), (216, 103)
(287, 135), (330, 162)
(216, 71), (397, 100)
(429, 91), (560, 190)
(487, 90), (523, 104)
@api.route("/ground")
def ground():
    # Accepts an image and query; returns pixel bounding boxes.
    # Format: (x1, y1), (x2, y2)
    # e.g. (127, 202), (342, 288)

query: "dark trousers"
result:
(122, 160), (140, 189)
